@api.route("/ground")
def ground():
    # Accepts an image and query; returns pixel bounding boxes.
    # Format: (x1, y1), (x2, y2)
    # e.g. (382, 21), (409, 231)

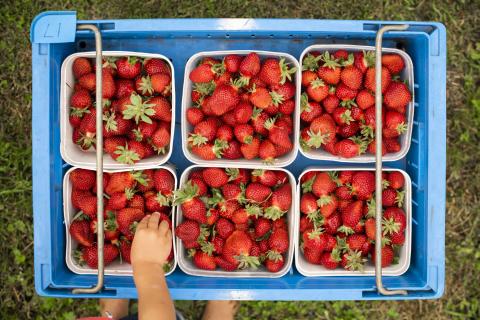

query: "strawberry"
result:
(119, 240), (132, 264)
(144, 191), (167, 213)
(207, 84), (240, 116)
(258, 140), (277, 163)
(70, 169), (96, 191)
(217, 140), (240, 159)
(332, 107), (354, 125)
(264, 118), (292, 150)
(105, 171), (146, 195)
(150, 126), (170, 150)
(333, 50), (349, 61)
(148, 96), (172, 122)
(78, 72), (96, 91)
(384, 81), (411, 111)
(151, 73), (171, 96)
(224, 54), (242, 73)
(69, 219), (94, 247)
(265, 254), (285, 273)
(346, 234), (367, 251)
(191, 140), (227, 160)
(303, 247), (322, 265)
(323, 233), (337, 251)
(144, 58), (171, 76)
(317, 52), (341, 85)
(306, 79), (329, 102)
(383, 207), (407, 233)
(251, 109), (269, 135)
(116, 56), (142, 79)
(117, 208), (144, 239)
(233, 124), (254, 144)
(240, 136), (260, 160)
(189, 118), (218, 145)
(335, 83), (357, 101)
(108, 189), (134, 210)
(202, 168), (229, 188)
(223, 230), (259, 268)
(251, 169), (278, 187)
(381, 54), (405, 74)
(312, 172), (337, 197)
(175, 219), (200, 242)
(364, 67), (391, 93)
(278, 99), (295, 115)
(249, 86), (273, 109)
(102, 71), (116, 99)
(371, 245), (394, 267)
(299, 216), (314, 233)
(69, 106), (90, 128)
(367, 139), (387, 156)
(383, 111), (407, 138)
(384, 137), (401, 153)
(268, 228), (289, 253)
(70, 89), (92, 109)
(189, 63), (223, 83)
(318, 194), (338, 218)
(351, 171), (375, 200)
(389, 230), (405, 245)
(113, 79), (134, 99)
(103, 111), (132, 137)
(239, 52), (261, 78)
(193, 251), (216, 270)
(356, 89), (375, 110)
(340, 66), (363, 90)
(300, 95), (322, 122)
(387, 171), (405, 189)
(128, 194), (145, 211)
(153, 169), (175, 195)
(80, 244), (118, 268)
(302, 70), (318, 86)
(264, 184), (292, 220)
(185, 107), (204, 127)
(338, 122), (360, 138)
(271, 81), (296, 100)
(341, 200), (363, 228)
(382, 187), (399, 207)
(174, 184), (207, 224)
(254, 218), (272, 238)
(259, 57), (296, 86)
(322, 94), (339, 114)
(353, 51), (375, 73)
(245, 183), (271, 203)
(184, 240), (200, 249)
(214, 256), (237, 271)
(335, 138), (364, 158)
(306, 114), (336, 148)
(324, 212), (342, 235)
(215, 125), (233, 142)
(73, 57), (92, 78)
(233, 101), (253, 124)
(302, 228), (326, 251)
(300, 193), (318, 215)
(320, 250), (341, 269)
(212, 236), (224, 254)
(215, 218), (235, 239)
(76, 195), (97, 219)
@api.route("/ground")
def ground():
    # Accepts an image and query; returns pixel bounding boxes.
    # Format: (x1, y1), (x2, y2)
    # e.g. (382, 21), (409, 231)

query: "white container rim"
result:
(294, 166), (412, 277)
(63, 164), (178, 276)
(60, 51), (176, 170)
(298, 44), (415, 163)
(176, 164), (297, 278)
(181, 50), (301, 168)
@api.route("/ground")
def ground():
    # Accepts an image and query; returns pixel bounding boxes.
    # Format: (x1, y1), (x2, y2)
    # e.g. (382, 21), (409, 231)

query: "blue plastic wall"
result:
(31, 12), (446, 300)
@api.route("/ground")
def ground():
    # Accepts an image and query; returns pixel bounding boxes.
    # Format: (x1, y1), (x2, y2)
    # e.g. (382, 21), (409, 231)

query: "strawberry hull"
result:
(299, 45), (414, 163)
(295, 167), (412, 276)
(182, 51), (301, 168)
(60, 51), (175, 170)
(176, 165), (296, 277)
(63, 165), (178, 276)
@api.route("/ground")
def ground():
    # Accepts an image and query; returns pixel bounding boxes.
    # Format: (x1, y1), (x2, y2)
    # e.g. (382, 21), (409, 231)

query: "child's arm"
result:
(131, 212), (176, 320)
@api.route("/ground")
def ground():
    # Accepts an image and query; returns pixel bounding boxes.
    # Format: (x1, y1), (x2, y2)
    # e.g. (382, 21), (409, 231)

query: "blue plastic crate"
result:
(31, 11), (446, 300)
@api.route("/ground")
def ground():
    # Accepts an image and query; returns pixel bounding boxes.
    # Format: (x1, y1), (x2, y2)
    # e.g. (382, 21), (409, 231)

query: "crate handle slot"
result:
(72, 24), (105, 295)
(374, 24), (409, 296)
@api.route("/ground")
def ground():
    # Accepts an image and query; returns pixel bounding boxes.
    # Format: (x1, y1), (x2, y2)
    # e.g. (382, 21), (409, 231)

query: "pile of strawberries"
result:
(67, 168), (175, 271)
(299, 170), (407, 270)
(174, 167), (292, 272)
(185, 52), (297, 163)
(69, 56), (173, 164)
(300, 50), (412, 158)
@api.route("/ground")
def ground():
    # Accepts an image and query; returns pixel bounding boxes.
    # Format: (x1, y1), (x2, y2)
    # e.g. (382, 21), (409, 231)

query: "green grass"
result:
(1, 0), (479, 319)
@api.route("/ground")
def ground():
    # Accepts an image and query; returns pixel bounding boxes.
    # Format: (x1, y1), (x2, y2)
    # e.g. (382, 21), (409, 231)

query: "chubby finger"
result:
(136, 214), (150, 231)
(148, 212), (161, 229)
(158, 220), (169, 235)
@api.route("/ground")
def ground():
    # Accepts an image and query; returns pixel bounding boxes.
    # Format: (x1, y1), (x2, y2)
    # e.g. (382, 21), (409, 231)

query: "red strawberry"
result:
(249, 86), (273, 109)
(80, 244), (118, 268)
(147, 96), (172, 122)
(278, 99), (295, 115)
(338, 122), (360, 138)
(78, 72), (96, 91)
(299, 216), (314, 233)
(322, 94), (339, 114)
(364, 218), (376, 240)
(306, 79), (329, 102)
(347, 234), (367, 251)
(333, 50), (349, 61)
(222, 140), (242, 159)
(300, 96), (322, 123)
(384, 111), (407, 138)
(184, 240), (200, 249)
(115, 57), (141, 79)
(144, 58), (170, 76)
(300, 193), (318, 215)
(332, 107), (354, 125)
(384, 137), (401, 153)
(73, 57), (92, 78)
(186, 107), (204, 126)
(335, 83), (357, 101)
(175, 182), (207, 223)
(302, 70), (318, 86)
(150, 126), (169, 150)
(382, 54), (405, 74)
(260, 57), (296, 86)
(320, 250), (341, 269)
(268, 228), (289, 253)
(175, 219), (200, 242)
(353, 51), (375, 73)
(70, 89), (92, 109)
(102, 71), (116, 99)
(318, 194), (338, 218)
(207, 84), (240, 116)
(214, 256), (237, 271)
(202, 168), (228, 188)
(191, 140), (227, 160)
(306, 114), (337, 148)
(69, 106), (90, 128)
(189, 119), (218, 145)
(216, 125), (233, 142)
(114, 79), (134, 99)
(151, 73), (171, 96)
(254, 218), (272, 238)
(234, 124), (254, 144)
(239, 52), (261, 78)
(324, 212), (342, 235)
(364, 67), (391, 93)
(264, 184), (292, 220)
(382, 187), (398, 207)
(264, 118), (292, 150)
(69, 219), (94, 247)
(240, 137), (260, 160)
(212, 236), (224, 254)
(371, 245), (394, 267)
(251, 169), (278, 187)
(335, 139), (363, 158)
(340, 66), (363, 90)
(312, 172), (337, 197)
(153, 169), (175, 196)
(222, 230), (259, 268)
(303, 247), (322, 265)
(351, 171), (375, 200)
(251, 109), (269, 135)
(383, 207), (407, 233)
(302, 228), (326, 251)
(265, 254), (285, 273)
(356, 89), (375, 110)
(341, 200), (364, 228)
(234, 102), (253, 124)
(70, 169), (95, 191)
(107, 191), (130, 210)
(259, 140), (277, 163)
(245, 183), (271, 203)
(190, 63), (221, 83)
(119, 240), (132, 264)
(387, 171), (405, 189)
(117, 208), (144, 239)
(271, 81), (296, 101)
(215, 218), (235, 239)
(384, 81), (411, 111)
(317, 52), (341, 85)
(224, 54), (242, 73)
(193, 251), (216, 270)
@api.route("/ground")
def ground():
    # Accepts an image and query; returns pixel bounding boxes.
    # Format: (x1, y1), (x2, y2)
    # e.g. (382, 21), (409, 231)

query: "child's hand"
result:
(131, 212), (172, 269)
